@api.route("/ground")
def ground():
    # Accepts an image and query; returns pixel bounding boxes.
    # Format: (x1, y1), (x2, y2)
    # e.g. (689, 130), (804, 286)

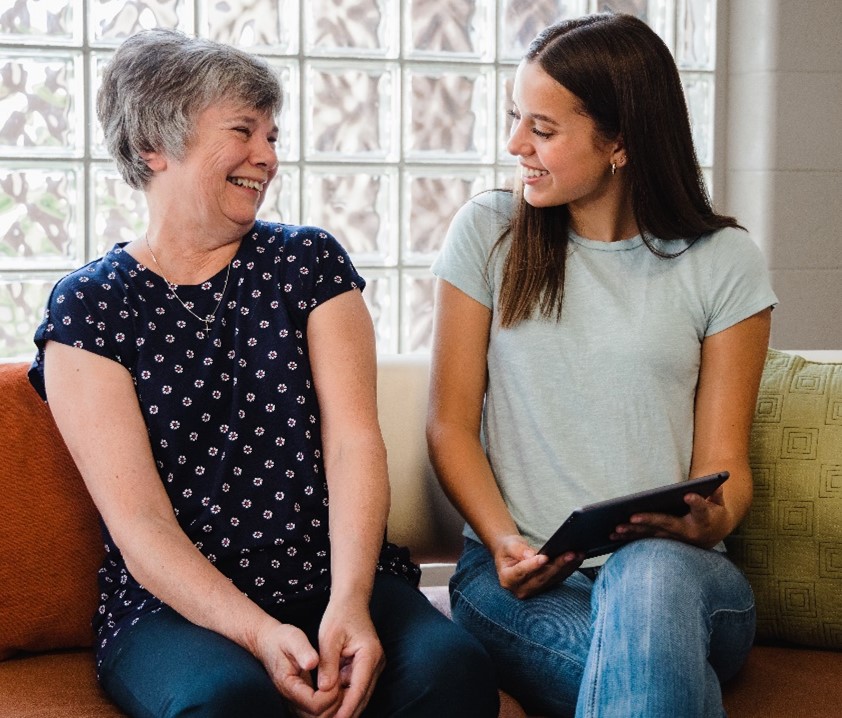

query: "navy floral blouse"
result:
(29, 220), (419, 670)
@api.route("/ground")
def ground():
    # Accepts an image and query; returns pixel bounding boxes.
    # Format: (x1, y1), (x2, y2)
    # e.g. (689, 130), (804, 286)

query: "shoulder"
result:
(451, 189), (514, 234)
(248, 220), (348, 258)
(443, 190), (514, 260)
(690, 226), (767, 269)
(50, 246), (136, 305)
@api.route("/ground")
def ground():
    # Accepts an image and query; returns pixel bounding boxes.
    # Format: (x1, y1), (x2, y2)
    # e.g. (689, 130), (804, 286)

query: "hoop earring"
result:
(611, 162), (616, 176)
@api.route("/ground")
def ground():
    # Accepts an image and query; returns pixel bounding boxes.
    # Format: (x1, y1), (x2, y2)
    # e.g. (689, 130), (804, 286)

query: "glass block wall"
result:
(0, 0), (717, 360)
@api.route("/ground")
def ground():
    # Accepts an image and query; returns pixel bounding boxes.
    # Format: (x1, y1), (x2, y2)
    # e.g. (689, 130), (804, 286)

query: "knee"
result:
(166, 668), (285, 718)
(598, 539), (715, 610)
(391, 620), (499, 717)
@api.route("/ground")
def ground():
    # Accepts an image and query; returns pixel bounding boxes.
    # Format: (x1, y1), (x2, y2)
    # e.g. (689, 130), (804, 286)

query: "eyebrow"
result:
(229, 114), (279, 134)
(511, 102), (560, 127)
(526, 112), (559, 126)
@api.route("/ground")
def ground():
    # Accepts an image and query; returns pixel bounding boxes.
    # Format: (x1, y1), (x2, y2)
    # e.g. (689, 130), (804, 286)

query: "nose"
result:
(506, 119), (531, 159)
(253, 137), (278, 172)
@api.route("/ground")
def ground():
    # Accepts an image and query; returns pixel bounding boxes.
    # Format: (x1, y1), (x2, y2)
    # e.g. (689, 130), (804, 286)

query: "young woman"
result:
(427, 13), (777, 718)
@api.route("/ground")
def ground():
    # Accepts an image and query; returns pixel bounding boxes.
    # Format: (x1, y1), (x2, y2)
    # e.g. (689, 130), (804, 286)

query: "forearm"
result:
(428, 422), (520, 552)
(690, 457), (754, 537)
(324, 433), (390, 605)
(114, 513), (276, 654)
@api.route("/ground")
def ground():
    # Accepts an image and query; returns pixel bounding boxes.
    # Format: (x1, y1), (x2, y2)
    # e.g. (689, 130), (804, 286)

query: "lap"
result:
(100, 606), (289, 718)
(100, 574), (499, 718)
(449, 538), (755, 714)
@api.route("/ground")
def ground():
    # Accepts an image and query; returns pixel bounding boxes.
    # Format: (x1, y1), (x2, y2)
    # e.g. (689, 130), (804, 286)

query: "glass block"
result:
(90, 164), (148, 257)
(497, 68), (516, 163)
(304, 0), (397, 58)
(406, 0), (493, 60)
(596, 0), (674, 50)
(305, 62), (399, 161)
(271, 60), (300, 163)
(90, 51), (111, 159)
(0, 0), (80, 44)
(0, 163), (82, 270)
(258, 168), (299, 226)
(681, 72), (714, 167)
(90, 0), (192, 44)
(404, 66), (494, 162)
(359, 268), (399, 354)
(401, 268), (435, 354)
(0, 273), (57, 360)
(0, 51), (82, 156)
(701, 166), (713, 200)
(402, 169), (495, 263)
(499, 0), (587, 61)
(301, 168), (398, 266)
(496, 170), (516, 190)
(205, 0), (298, 53)
(676, 0), (715, 70)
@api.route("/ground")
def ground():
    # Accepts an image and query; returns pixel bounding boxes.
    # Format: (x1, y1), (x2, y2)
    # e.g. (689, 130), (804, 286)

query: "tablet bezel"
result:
(537, 471), (730, 560)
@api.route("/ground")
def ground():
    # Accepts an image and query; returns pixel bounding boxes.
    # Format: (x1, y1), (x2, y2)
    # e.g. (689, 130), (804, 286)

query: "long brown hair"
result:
(495, 13), (743, 327)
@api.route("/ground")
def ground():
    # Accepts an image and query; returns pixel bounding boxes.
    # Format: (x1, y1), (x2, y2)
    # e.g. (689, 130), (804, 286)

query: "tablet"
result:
(538, 471), (729, 560)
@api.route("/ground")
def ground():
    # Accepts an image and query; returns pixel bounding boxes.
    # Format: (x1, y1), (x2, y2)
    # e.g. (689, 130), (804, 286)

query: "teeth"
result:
(521, 166), (549, 179)
(229, 177), (263, 191)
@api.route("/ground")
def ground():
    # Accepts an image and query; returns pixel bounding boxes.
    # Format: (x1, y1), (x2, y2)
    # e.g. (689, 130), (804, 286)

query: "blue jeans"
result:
(450, 538), (756, 718)
(100, 573), (499, 718)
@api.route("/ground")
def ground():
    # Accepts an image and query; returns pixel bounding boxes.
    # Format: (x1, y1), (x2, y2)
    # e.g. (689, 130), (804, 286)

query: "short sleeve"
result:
(704, 228), (779, 337)
(277, 225), (366, 328)
(29, 255), (137, 400)
(431, 191), (512, 309)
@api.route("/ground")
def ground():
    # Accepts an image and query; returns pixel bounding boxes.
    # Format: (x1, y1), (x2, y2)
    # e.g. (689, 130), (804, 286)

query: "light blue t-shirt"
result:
(432, 190), (778, 555)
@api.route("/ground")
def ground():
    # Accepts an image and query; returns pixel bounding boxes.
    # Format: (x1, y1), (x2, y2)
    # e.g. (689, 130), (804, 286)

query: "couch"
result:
(2, 349), (842, 717)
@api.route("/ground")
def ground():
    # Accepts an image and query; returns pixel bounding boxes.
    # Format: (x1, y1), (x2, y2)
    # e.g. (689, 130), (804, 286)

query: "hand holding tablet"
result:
(538, 471), (729, 560)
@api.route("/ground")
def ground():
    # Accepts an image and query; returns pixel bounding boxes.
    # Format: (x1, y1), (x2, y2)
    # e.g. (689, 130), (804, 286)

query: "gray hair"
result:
(97, 28), (284, 190)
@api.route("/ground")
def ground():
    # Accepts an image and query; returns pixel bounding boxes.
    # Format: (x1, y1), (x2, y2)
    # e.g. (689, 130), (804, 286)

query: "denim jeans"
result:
(450, 537), (756, 718)
(100, 573), (499, 718)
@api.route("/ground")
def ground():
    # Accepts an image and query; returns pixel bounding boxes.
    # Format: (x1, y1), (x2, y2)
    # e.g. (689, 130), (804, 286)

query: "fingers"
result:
(500, 551), (583, 598)
(260, 624), (341, 717)
(335, 648), (385, 718)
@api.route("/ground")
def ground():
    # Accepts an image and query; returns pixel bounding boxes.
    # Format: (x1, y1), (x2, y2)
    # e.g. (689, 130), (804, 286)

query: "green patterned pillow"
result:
(726, 348), (842, 649)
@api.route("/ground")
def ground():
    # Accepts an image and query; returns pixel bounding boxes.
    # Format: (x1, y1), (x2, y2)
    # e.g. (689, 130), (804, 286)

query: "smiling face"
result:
(145, 100), (279, 237)
(507, 60), (621, 216)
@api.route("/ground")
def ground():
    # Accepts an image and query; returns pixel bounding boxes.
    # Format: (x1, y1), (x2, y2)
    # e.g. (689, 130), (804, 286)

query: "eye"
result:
(531, 127), (553, 139)
(234, 127), (252, 138)
(506, 108), (520, 121)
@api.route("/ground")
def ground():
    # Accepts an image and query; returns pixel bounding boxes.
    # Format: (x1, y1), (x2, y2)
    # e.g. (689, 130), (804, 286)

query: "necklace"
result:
(145, 234), (231, 335)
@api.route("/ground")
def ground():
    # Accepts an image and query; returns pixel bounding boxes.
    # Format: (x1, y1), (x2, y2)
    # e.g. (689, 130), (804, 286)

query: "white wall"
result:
(725, 0), (842, 348)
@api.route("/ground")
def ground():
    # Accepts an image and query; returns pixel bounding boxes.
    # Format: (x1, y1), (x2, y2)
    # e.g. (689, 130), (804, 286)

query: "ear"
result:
(139, 150), (167, 173)
(610, 135), (628, 169)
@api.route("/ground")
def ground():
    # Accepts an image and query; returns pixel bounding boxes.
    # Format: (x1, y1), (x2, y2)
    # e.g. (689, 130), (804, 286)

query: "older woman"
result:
(29, 29), (497, 718)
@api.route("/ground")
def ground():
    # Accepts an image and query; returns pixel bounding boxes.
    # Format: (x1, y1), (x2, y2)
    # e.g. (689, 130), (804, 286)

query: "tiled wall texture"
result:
(725, 0), (842, 349)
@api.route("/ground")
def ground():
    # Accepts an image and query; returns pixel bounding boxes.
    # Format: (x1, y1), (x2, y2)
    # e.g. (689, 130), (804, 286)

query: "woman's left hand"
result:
(310, 600), (385, 718)
(610, 485), (731, 549)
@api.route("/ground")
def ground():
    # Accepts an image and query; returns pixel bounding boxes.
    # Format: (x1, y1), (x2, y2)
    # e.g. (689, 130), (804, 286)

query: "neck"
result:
(134, 228), (241, 286)
(568, 181), (638, 242)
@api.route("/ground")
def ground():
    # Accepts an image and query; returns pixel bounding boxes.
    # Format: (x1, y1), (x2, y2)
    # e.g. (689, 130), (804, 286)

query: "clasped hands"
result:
(254, 601), (383, 718)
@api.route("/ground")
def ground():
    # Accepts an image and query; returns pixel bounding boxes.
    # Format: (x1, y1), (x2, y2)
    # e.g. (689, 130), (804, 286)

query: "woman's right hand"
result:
(493, 534), (584, 599)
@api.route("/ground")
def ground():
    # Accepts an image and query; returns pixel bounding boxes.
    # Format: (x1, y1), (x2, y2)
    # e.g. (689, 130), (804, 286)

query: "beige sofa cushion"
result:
(727, 349), (842, 649)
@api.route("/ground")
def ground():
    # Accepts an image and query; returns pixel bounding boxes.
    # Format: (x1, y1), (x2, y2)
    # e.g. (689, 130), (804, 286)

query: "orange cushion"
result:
(0, 362), (104, 660)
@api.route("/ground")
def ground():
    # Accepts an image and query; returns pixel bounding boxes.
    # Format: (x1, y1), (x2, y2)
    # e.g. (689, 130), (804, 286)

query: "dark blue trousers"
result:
(99, 573), (499, 718)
